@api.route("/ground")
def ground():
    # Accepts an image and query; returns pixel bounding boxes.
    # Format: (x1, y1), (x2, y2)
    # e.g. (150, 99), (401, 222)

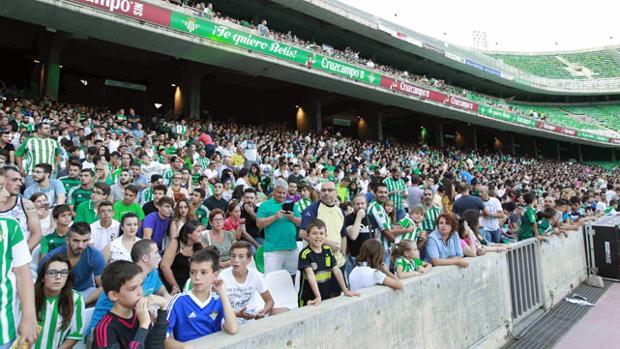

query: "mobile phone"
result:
(282, 202), (294, 213)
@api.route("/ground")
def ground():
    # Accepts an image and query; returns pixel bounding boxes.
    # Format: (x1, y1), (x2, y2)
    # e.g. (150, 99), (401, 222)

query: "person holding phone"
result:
(257, 179), (301, 275)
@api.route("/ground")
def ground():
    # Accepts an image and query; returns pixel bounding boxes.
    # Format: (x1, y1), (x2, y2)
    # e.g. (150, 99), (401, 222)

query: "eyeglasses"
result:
(46, 270), (69, 278)
(212, 218), (224, 222)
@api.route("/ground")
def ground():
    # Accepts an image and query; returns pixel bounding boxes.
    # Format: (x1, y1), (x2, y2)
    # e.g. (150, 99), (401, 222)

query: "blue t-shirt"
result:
(85, 269), (163, 337)
(424, 229), (464, 262)
(166, 291), (224, 342)
(24, 179), (66, 206)
(40, 244), (105, 291)
(460, 171), (473, 185)
(137, 212), (171, 251)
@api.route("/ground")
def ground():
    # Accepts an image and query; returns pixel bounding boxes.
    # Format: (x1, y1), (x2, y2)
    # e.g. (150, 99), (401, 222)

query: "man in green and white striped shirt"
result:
(383, 168), (407, 212)
(0, 217), (39, 347)
(421, 188), (442, 232)
(15, 123), (61, 188)
(366, 183), (397, 269)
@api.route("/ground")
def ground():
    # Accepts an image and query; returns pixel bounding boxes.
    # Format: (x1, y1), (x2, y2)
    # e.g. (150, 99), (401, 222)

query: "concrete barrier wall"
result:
(190, 231), (587, 349)
(538, 231), (588, 308)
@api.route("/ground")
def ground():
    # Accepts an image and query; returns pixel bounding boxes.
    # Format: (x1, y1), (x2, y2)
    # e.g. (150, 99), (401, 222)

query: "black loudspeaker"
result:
(591, 215), (620, 280)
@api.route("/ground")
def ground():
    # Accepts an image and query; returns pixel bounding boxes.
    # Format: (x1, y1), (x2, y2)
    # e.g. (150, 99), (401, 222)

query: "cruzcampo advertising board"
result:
(169, 11), (379, 85)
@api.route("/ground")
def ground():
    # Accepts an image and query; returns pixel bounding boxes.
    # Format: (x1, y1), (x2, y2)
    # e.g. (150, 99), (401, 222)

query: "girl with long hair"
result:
(160, 220), (205, 294)
(169, 198), (196, 240)
(102, 213), (141, 263)
(34, 254), (85, 348)
(348, 239), (403, 292)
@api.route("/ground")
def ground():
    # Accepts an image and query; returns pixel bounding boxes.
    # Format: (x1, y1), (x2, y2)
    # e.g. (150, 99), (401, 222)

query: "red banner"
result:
(380, 76), (478, 112)
(537, 121), (560, 133)
(561, 128), (577, 136)
(72, 0), (171, 26)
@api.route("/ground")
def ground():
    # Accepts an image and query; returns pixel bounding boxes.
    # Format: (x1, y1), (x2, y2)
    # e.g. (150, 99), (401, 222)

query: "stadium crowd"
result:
(0, 93), (619, 349)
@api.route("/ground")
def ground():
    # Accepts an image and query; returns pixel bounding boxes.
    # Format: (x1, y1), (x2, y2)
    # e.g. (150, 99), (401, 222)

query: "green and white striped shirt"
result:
(141, 188), (153, 204)
(197, 156), (210, 171)
(15, 136), (61, 175)
(395, 217), (423, 243)
(422, 205), (442, 232)
(367, 200), (392, 249)
(162, 168), (175, 186)
(0, 217), (32, 345)
(383, 177), (406, 210)
(295, 197), (312, 214)
(34, 291), (85, 349)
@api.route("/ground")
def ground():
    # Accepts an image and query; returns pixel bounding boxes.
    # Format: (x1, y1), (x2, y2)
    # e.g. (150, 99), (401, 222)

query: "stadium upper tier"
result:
(7, 0), (620, 145)
(490, 49), (620, 80)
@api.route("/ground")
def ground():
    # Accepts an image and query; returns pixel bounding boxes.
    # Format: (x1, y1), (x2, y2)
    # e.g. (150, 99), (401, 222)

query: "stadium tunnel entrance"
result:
(0, 16), (617, 162)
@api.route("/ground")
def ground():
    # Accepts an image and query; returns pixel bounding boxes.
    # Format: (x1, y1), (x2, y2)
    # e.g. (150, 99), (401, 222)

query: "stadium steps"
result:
(502, 280), (613, 349)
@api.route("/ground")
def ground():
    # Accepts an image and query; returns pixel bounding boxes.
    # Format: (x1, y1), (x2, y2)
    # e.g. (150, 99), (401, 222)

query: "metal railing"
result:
(506, 239), (543, 323)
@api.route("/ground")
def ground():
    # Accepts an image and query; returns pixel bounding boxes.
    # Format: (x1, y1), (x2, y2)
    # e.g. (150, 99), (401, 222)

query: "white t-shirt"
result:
(141, 162), (165, 181)
(240, 140), (257, 162)
(482, 197), (503, 231)
(349, 265), (387, 291)
(219, 267), (267, 323)
(108, 235), (140, 263)
(90, 219), (121, 251)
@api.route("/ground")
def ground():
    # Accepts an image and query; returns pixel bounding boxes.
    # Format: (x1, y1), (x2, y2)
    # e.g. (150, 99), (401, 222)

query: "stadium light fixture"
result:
(154, 103), (163, 110)
(295, 105), (299, 108)
(59, 65), (63, 68)
(33, 59), (40, 64)
(80, 79), (88, 86)
(171, 83), (176, 87)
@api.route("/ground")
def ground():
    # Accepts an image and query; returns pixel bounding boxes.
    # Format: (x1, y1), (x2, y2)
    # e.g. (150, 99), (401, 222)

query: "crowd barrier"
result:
(189, 230), (587, 349)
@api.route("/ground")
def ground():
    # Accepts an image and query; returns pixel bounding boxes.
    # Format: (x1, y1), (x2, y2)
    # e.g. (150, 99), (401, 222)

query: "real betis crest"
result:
(184, 17), (200, 33)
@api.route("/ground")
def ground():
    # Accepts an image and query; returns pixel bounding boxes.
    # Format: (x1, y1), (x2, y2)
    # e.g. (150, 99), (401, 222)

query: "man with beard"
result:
(367, 182), (398, 269)
(40, 222), (105, 306)
(24, 163), (66, 207)
(110, 169), (132, 203)
(58, 160), (82, 194)
(0, 166), (41, 251)
(421, 187), (442, 233)
(68, 169), (95, 212)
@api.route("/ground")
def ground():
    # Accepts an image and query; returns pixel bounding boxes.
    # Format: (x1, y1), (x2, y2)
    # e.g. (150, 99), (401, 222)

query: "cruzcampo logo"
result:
(184, 17), (199, 33)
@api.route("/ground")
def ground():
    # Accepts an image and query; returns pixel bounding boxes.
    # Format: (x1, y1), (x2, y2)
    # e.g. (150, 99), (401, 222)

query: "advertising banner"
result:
(73, 0), (171, 26)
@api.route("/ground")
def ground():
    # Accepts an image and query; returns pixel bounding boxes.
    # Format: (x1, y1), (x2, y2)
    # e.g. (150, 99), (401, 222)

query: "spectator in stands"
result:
(257, 19), (269, 37)
(220, 241), (284, 323)
(142, 183), (168, 217)
(257, 178), (301, 275)
(223, 199), (245, 241)
(113, 185), (145, 222)
(424, 213), (469, 268)
(480, 186), (506, 244)
(202, 209), (235, 268)
(31, 192), (53, 236)
(349, 239), (403, 292)
(392, 239), (431, 279)
(420, 187), (441, 233)
(68, 169), (94, 212)
(41, 222), (106, 305)
(39, 205), (73, 260)
(75, 182), (111, 224)
(518, 192), (544, 241)
(165, 247), (238, 346)
(138, 197), (174, 252)
(367, 182), (398, 269)
(58, 160), (83, 194)
(110, 169), (132, 203)
(102, 211), (140, 262)
(24, 163), (66, 206)
(92, 261), (168, 349)
(298, 219), (358, 306)
(15, 122), (60, 188)
(33, 253), (85, 348)
(0, 215), (38, 348)
(204, 180), (228, 212)
(86, 239), (170, 339)
(161, 220), (205, 295)
(0, 166), (42, 251)
(169, 198), (196, 240)
(90, 201), (120, 251)
(452, 182), (488, 218)
(407, 175), (423, 209)
(384, 168), (407, 217)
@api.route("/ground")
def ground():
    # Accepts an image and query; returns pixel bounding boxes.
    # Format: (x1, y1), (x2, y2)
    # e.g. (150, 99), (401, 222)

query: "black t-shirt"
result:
(452, 195), (485, 216)
(142, 200), (158, 217)
(240, 204), (261, 239)
(298, 245), (335, 306)
(287, 173), (305, 185)
(204, 196), (228, 212)
(344, 213), (373, 258)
